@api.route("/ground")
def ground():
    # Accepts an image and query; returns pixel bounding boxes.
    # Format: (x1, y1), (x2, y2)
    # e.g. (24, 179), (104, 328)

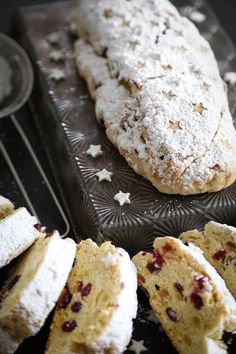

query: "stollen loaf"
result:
(75, 0), (236, 195)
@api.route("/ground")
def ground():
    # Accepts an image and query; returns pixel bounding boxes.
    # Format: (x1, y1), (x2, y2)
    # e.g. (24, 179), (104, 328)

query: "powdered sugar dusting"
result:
(75, 0), (236, 195)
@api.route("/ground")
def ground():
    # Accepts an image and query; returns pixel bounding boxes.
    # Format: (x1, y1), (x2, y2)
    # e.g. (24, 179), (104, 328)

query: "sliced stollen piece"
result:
(132, 237), (236, 354)
(75, 0), (236, 195)
(180, 221), (236, 297)
(0, 207), (39, 269)
(0, 196), (14, 220)
(0, 232), (76, 354)
(46, 239), (138, 354)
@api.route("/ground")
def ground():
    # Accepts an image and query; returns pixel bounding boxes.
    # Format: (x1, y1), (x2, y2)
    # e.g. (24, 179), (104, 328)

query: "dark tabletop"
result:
(0, 0), (235, 45)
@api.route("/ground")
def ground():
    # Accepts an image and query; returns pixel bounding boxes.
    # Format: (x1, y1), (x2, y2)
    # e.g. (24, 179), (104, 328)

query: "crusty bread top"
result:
(75, 0), (236, 194)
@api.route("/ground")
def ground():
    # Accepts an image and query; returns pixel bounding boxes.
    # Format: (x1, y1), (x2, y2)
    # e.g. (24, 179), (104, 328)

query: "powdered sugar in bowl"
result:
(0, 32), (33, 119)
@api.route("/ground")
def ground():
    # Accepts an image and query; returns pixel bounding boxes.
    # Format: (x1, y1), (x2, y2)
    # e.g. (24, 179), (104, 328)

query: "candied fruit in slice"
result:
(57, 285), (72, 310)
(166, 307), (178, 322)
(174, 282), (184, 296)
(213, 249), (226, 261)
(77, 281), (84, 292)
(81, 283), (92, 297)
(61, 320), (77, 332)
(147, 250), (164, 273)
(71, 301), (82, 313)
(190, 293), (203, 309)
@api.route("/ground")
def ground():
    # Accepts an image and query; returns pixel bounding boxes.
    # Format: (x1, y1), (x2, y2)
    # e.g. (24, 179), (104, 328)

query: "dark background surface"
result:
(0, 0), (236, 45)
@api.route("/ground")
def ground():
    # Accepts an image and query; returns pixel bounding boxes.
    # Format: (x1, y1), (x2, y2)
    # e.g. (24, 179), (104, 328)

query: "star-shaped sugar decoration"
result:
(95, 169), (113, 182)
(193, 103), (207, 114)
(100, 252), (117, 267)
(224, 72), (236, 86)
(86, 144), (103, 158)
(49, 68), (65, 81)
(128, 339), (148, 354)
(162, 90), (175, 101)
(200, 82), (210, 92)
(49, 50), (65, 62)
(189, 10), (206, 23)
(46, 32), (60, 45)
(114, 191), (131, 206)
(168, 120), (182, 133)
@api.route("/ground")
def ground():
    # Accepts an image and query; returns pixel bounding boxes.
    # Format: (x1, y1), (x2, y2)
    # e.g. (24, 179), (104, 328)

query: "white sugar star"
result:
(189, 10), (206, 23)
(114, 191), (131, 206)
(100, 252), (117, 267)
(128, 339), (148, 354)
(224, 72), (236, 86)
(49, 50), (65, 62)
(49, 68), (65, 81)
(46, 32), (60, 45)
(95, 169), (113, 182)
(86, 144), (103, 158)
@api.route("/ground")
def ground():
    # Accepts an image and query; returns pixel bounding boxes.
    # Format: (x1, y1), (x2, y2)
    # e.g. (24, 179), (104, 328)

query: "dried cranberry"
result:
(34, 223), (46, 232)
(71, 301), (82, 313)
(147, 250), (164, 273)
(45, 231), (54, 238)
(213, 249), (226, 262)
(162, 243), (172, 253)
(77, 281), (84, 292)
(190, 293), (203, 309)
(155, 284), (160, 291)
(194, 276), (206, 292)
(142, 252), (147, 256)
(166, 307), (178, 322)
(81, 283), (92, 297)
(61, 319), (77, 332)
(57, 286), (72, 310)
(174, 282), (184, 296)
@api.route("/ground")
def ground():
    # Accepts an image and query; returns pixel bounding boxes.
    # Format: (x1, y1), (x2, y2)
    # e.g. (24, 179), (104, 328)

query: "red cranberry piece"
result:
(77, 281), (84, 292)
(190, 293), (203, 309)
(81, 283), (92, 297)
(162, 243), (172, 253)
(57, 286), (72, 310)
(174, 282), (184, 296)
(213, 249), (226, 262)
(45, 231), (54, 238)
(71, 301), (82, 313)
(166, 307), (178, 322)
(34, 223), (46, 232)
(61, 319), (77, 332)
(147, 250), (164, 273)
(194, 275), (206, 292)
(142, 252), (147, 256)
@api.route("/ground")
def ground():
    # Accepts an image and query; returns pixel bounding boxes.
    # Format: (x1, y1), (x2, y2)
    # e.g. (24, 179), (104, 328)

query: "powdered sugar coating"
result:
(0, 233), (76, 353)
(91, 247), (138, 353)
(0, 208), (38, 269)
(75, 0), (236, 195)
